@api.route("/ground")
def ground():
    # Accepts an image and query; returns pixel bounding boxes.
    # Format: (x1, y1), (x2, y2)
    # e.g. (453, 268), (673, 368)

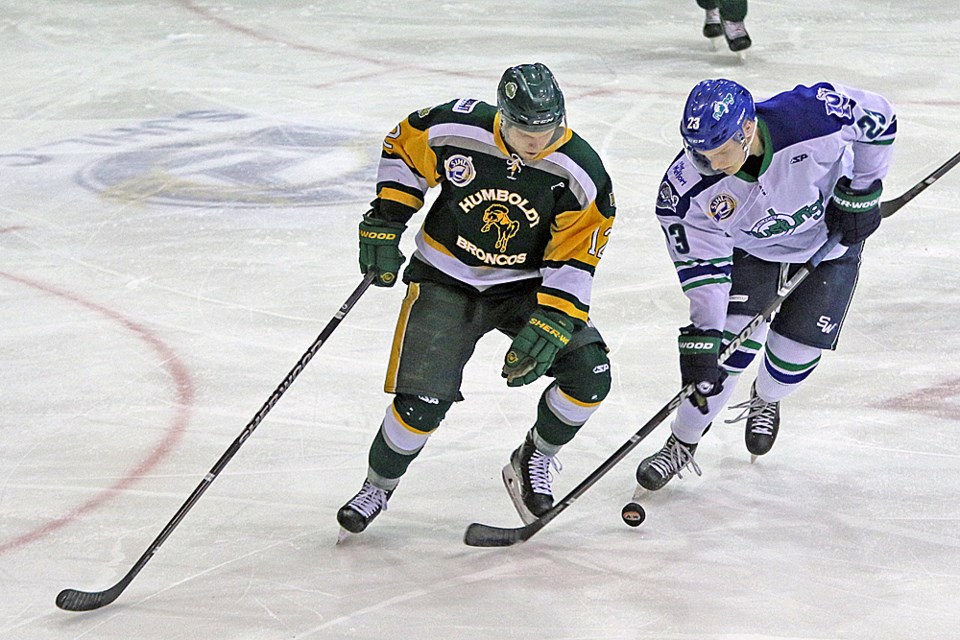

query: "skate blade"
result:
(630, 483), (649, 502)
(501, 464), (536, 526)
(709, 36), (722, 51)
(736, 50), (747, 62)
(336, 526), (354, 545)
(750, 453), (759, 464)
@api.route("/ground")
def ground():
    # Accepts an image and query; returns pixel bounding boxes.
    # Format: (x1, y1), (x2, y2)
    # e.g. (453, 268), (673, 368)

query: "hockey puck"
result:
(621, 502), (646, 527)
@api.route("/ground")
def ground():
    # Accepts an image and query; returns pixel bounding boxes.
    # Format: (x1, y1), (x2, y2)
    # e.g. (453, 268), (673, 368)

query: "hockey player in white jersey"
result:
(637, 78), (895, 490)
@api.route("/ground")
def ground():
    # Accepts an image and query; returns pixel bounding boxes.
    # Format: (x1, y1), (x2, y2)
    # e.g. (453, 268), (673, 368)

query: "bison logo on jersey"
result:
(481, 203), (520, 253)
(445, 154), (476, 187)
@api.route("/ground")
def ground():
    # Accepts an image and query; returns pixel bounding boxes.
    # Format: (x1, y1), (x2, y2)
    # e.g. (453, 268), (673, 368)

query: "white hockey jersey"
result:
(655, 82), (896, 332)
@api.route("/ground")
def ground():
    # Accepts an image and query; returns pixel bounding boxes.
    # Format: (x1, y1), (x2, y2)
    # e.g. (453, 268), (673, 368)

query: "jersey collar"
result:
(493, 112), (573, 162)
(734, 118), (773, 183)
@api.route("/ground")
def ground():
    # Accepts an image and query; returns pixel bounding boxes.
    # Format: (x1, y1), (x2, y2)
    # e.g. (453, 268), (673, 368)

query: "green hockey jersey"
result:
(370, 98), (616, 325)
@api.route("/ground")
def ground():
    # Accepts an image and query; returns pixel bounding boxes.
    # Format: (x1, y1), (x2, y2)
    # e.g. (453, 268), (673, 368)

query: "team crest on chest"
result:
(708, 193), (737, 221)
(480, 204), (520, 253)
(444, 154), (476, 187)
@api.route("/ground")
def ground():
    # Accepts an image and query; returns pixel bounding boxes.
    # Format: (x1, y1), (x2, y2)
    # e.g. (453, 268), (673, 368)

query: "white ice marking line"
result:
(0, 216), (322, 324)
(296, 557), (552, 637)
(67, 529), (321, 639)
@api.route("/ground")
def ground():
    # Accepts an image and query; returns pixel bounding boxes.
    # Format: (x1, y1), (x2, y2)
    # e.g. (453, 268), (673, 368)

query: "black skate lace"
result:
(725, 396), (778, 435)
(528, 450), (562, 496)
(348, 481), (389, 518)
(648, 438), (701, 480)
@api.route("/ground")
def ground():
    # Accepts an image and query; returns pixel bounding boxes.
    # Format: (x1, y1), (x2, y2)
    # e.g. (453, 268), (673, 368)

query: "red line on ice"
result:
(876, 378), (960, 421)
(0, 272), (195, 554)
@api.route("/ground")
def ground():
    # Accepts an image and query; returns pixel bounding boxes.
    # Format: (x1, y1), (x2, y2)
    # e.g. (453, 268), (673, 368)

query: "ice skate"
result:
(722, 19), (752, 59)
(726, 381), (781, 463)
(702, 8), (723, 49)
(502, 430), (561, 525)
(336, 479), (393, 539)
(635, 434), (701, 491)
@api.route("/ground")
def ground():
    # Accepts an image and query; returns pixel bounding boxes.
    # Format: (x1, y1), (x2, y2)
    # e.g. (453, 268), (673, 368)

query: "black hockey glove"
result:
(502, 308), (574, 387)
(678, 324), (727, 415)
(359, 211), (406, 287)
(825, 176), (883, 246)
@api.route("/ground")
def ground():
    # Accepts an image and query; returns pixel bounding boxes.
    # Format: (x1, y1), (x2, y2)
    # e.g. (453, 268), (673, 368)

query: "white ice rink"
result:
(2, 1), (959, 638)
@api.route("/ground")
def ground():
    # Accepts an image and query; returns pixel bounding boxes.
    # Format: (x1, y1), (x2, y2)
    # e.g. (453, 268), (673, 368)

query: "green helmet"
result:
(497, 63), (565, 132)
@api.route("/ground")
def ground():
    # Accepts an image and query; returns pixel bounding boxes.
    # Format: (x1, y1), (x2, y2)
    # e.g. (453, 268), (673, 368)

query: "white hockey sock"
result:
(672, 375), (742, 444)
(755, 331), (822, 403)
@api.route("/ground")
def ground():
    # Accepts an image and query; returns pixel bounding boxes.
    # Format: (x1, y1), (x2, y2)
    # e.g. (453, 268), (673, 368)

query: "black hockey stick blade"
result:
(56, 578), (130, 612)
(881, 149), (960, 218)
(464, 518), (547, 547)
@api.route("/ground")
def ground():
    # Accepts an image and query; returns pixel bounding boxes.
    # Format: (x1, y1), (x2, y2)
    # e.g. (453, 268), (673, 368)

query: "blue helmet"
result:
(680, 78), (755, 151)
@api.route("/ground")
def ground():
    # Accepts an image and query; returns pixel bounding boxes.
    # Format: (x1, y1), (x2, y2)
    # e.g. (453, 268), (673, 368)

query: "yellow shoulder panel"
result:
(543, 203), (614, 268)
(383, 118), (441, 188)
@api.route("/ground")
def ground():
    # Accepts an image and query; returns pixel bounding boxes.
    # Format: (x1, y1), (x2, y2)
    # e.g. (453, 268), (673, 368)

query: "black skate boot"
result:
(635, 434), (701, 491)
(702, 8), (722, 38)
(502, 430), (561, 525)
(722, 19), (752, 53)
(726, 381), (780, 462)
(337, 480), (393, 535)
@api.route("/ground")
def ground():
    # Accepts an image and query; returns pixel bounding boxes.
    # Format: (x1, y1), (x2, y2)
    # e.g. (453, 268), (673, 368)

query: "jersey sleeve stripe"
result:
(541, 264), (594, 308)
(377, 157), (429, 192)
(676, 259), (733, 280)
(536, 289), (589, 323)
(377, 186), (424, 211)
(681, 276), (732, 292)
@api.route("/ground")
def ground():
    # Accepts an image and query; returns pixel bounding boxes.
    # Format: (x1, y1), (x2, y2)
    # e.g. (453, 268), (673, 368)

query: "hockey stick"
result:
(464, 235), (840, 547)
(56, 271), (378, 611)
(879, 149), (959, 218)
(464, 152), (959, 548)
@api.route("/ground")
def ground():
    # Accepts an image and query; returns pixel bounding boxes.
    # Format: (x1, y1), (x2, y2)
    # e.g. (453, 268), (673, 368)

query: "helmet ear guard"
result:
(497, 63), (565, 133)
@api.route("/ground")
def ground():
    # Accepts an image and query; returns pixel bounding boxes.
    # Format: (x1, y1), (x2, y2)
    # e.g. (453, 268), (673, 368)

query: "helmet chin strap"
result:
(739, 121), (757, 162)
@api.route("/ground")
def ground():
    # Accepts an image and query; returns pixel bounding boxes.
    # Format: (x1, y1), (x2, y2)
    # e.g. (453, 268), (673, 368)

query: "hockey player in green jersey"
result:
(338, 63), (617, 536)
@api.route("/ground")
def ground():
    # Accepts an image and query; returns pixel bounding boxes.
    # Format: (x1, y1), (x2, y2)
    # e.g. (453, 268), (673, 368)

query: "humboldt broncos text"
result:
(370, 98), (616, 324)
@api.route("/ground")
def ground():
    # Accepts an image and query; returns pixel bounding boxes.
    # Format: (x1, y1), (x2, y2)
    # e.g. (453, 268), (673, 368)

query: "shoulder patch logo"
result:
(816, 87), (854, 120)
(444, 154), (476, 187)
(656, 180), (679, 213)
(452, 98), (479, 114)
(708, 193), (737, 222)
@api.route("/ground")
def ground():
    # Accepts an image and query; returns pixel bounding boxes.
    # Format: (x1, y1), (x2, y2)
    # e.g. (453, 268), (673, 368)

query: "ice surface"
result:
(1, 1), (958, 638)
